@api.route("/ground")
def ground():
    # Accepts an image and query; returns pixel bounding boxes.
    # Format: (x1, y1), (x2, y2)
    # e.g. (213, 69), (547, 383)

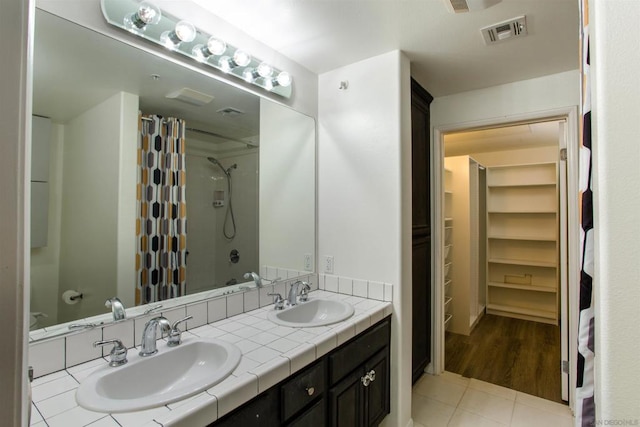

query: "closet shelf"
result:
(488, 182), (556, 188)
(488, 234), (556, 242)
(488, 281), (557, 293)
(486, 303), (557, 321)
(488, 210), (557, 214)
(488, 258), (557, 268)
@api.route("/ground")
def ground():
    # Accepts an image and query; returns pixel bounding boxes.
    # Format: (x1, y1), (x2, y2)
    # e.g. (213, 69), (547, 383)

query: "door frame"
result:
(428, 106), (579, 412)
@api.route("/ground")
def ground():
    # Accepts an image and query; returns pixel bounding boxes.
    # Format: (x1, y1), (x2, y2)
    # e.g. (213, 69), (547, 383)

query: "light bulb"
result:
(192, 44), (209, 62)
(160, 21), (196, 49)
(232, 50), (252, 67)
(242, 68), (257, 83)
(276, 71), (292, 87)
(257, 62), (273, 78)
(174, 21), (197, 43)
(207, 37), (227, 56)
(123, 1), (161, 33)
(264, 78), (274, 91)
(219, 56), (233, 73)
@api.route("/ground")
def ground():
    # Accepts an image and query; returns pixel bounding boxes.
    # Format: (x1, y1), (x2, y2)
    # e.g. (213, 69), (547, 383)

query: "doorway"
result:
(437, 118), (572, 404)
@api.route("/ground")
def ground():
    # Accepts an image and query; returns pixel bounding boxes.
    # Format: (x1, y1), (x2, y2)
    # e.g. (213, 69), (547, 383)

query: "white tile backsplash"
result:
(325, 275), (338, 292)
(243, 289), (259, 311)
(30, 338), (65, 378)
(353, 279), (368, 298)
(368, 280), (385, 301)
(185, 302), (208, 329)
(102, 320), (135, 349)
(338, 277), (353, 295)
(227, 294), (244, 317)
(207, 297), (227, 323)
(65, 329), (102, 368)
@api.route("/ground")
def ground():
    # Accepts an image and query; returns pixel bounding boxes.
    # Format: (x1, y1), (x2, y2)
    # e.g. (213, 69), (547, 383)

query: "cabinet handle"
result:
(306, 386), (315, 396)
(367, 369), (376, 382)
(360, 370), (377, 387)
(361, 375), (371, 387)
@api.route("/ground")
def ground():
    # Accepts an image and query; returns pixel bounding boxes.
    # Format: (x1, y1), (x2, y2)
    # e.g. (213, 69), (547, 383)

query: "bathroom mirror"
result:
(29, 9), (315, 338)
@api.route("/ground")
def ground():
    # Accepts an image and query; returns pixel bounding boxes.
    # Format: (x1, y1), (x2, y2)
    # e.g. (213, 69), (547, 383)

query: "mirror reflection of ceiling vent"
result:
(481, 16), (528, 45)
(216, 107), (244, 116)
(444, 0), (502, 13)
(165, 88), (214, 106)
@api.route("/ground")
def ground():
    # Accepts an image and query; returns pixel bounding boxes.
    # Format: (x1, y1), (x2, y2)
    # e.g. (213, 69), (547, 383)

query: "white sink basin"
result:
(76, 338), (241, 413)
(268, 298), (354, 327)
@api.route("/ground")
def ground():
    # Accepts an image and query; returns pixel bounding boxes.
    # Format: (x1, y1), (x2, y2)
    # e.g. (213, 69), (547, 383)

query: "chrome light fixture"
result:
(100, 0), (293, 98)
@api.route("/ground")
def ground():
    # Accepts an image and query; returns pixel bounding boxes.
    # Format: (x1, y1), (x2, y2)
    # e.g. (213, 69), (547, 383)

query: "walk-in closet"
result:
(442, 120), (566, 403)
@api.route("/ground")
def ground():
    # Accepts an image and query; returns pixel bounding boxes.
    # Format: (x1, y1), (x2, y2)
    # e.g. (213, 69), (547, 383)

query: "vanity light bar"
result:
(100, 0), (292, 98)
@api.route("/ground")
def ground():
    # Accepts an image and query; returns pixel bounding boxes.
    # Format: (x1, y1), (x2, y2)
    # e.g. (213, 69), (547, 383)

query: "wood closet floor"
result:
(445, 314), (564, 403)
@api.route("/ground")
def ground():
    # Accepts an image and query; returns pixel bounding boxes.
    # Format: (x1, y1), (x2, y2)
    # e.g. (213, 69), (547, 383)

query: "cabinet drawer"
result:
(329, 317), (391, 384)
(281, 358), (326, 421)
(286, 397), (326, 427)
(209, 387), (279, 427)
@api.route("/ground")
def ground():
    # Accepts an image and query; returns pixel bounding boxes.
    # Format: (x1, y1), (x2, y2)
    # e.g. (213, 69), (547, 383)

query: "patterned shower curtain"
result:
(135, 114), (188, 305)
(576, 0), (595, 425)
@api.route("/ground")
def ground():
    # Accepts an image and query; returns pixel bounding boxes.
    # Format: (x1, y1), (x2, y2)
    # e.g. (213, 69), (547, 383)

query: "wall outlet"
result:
(323, 255), (334, 274)
(304, 253), (313, 271)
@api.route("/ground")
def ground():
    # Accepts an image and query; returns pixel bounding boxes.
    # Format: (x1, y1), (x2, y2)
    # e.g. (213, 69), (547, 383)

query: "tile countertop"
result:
(30, 291), (392, 427)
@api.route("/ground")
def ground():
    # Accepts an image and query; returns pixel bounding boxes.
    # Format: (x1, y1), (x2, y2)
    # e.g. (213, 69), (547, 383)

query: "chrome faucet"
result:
(105, 297), (126, 321)
(243, 272), (263, 288)
(287, 280), (305, 306)
(139, 316), (171, 357)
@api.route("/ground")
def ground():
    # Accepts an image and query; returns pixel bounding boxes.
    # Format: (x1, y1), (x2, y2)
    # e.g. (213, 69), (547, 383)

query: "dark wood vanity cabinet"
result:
(209, 316), (391, 427)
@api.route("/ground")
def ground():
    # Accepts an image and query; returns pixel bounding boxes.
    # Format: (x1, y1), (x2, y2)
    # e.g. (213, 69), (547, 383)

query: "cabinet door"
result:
(329, 367), (365, 427)
(364, 349), (390, 426)
(209, 387), (279, 427)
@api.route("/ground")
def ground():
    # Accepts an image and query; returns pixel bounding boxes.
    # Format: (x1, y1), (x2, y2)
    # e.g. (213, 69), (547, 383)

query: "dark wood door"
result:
(411, 78), (433, 384)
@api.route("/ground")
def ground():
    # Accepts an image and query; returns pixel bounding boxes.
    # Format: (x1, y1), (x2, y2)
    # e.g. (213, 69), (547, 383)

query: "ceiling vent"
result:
(216, 107), (244, 117)
(481, 16), (527, 44)
(165, 88), (214, 106)
(444, 0), (502, 13)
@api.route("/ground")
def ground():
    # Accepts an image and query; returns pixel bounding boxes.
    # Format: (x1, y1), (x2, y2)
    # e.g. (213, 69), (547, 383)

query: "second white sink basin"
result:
(76, 337), (241, 413)
(268, 298), (354, 327)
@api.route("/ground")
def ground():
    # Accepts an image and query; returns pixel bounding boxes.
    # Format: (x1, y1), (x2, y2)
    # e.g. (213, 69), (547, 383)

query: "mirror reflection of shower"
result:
(207, 157), (238, 240)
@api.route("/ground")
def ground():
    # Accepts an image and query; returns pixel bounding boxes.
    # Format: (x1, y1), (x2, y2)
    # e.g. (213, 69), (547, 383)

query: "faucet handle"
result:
(299, 281), (311, 302)
(168, 316), (193, 347)
(267, 293), (285, 310)
(105, 297), (126, 321)
(94, 339), (128, 367)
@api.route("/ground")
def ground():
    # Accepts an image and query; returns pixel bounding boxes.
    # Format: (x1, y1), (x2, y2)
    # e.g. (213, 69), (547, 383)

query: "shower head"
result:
(207, 157), (237, 176)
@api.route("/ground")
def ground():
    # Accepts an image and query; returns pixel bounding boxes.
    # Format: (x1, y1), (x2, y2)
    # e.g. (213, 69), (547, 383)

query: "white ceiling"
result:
(191, 0), (580, 97)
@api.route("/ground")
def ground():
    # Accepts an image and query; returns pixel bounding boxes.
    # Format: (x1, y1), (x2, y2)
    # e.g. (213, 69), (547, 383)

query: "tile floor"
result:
(412, 372), (574, 427)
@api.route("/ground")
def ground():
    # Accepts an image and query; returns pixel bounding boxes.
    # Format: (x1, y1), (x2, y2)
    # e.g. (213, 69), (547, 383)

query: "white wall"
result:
(590, 0), (640, 420)
(260, 99), (315, 274)
(319, 50), (412, 427)
(30, 123), (64, 327)
(57, 92), (138, 322)
(0, 0), (30, 423)
(431, 70), (580, 129)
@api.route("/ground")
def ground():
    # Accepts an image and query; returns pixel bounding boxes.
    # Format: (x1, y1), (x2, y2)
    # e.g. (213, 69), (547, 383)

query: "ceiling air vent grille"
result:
(444, 0), (502, 13)
(481, 16), (527, 45)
